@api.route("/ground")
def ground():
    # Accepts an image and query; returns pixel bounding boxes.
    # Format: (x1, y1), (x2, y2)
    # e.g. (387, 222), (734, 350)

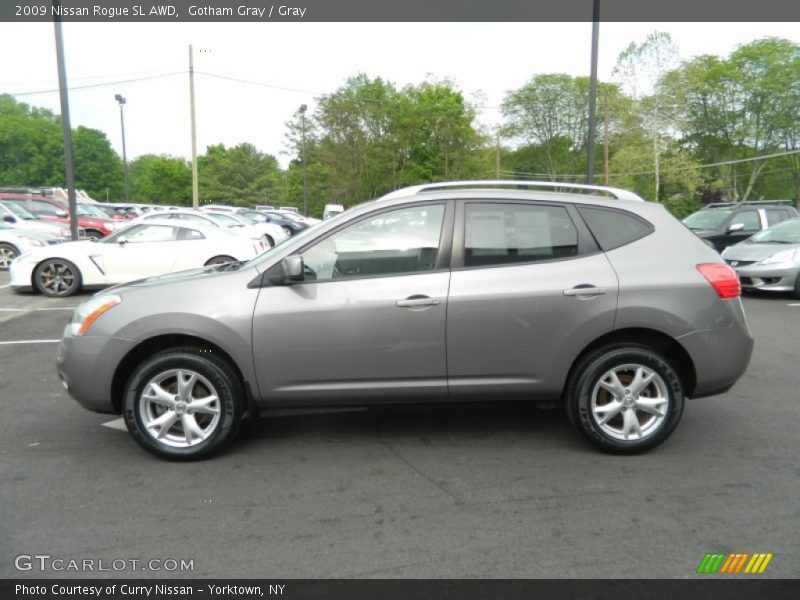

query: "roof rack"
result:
(381, 180), (645, 202)
(705, 200), (795, 208)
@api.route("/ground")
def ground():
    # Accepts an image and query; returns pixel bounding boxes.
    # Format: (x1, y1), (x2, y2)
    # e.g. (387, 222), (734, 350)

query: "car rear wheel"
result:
(566, 344), (684, 454)
(793, 274), (800, 300)
(204, 255), (237, 267)
(123, 347), (245, 460)
(34, 258), (82, 297)
(265, 234), (275, 248)
(0, 242), (19, 270)
(85, 230), (103, 240)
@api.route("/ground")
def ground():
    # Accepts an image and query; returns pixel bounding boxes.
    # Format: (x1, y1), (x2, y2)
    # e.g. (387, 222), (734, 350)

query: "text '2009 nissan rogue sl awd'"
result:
(57, 181), (753, 460)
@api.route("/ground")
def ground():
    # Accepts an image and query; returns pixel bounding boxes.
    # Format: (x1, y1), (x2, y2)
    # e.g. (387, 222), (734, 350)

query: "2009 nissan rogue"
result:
(56, 181), (754, 459)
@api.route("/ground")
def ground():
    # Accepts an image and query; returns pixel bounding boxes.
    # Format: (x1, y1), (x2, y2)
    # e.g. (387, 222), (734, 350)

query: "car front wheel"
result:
(566, 344), (684, 454)
(123, 347), (245, 460)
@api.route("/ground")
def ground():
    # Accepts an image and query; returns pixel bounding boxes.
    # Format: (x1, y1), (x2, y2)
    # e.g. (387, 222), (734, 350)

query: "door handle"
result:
(563, 286), (608, 297)
(396, 296), (440, 308)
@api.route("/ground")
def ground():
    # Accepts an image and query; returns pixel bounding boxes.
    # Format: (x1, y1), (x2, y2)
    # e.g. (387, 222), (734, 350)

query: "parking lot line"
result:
(788, 303), (800, 307)
(0, 307), (75, 311)
(102, 418), (126, 431)
(0, 284), (10, 289)
(0, 339), (60, 345)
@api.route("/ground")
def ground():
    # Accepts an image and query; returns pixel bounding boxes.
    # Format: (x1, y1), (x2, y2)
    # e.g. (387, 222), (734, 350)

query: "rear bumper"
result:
(677, 312), (754, 398)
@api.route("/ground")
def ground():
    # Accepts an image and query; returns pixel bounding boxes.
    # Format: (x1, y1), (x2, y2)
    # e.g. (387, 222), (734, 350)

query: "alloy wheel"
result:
(138, 369), (222, 448)
(590, 364), (669, 441)
(38, 261), (77, 296)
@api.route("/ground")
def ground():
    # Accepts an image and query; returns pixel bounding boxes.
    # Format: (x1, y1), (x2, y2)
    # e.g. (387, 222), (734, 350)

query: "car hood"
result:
(722, 242), (800, 261)
(2, 228), (58, 242)
(103, 263), (250, 295)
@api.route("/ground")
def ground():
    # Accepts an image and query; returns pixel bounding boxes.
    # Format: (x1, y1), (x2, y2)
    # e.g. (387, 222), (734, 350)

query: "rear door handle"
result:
(396, 296), (440, 308)
(563, 286), (608, 297)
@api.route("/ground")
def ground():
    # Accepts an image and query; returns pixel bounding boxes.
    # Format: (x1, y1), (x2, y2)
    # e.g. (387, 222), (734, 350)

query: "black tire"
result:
(565, 344), (684, 454)
(204, 255), (237, 267)
(123, 347), (245, 460)
(792, 274), (800, 300)
(265, 235), (275, 248)
(85, 230), (103, 241)
(0, 242), (19, 270)
(33, 258), (82, 297)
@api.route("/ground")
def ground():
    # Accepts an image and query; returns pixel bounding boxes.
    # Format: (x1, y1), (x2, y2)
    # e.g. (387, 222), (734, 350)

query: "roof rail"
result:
(705, 200), (795, 208)
(381, 180), (645, 202)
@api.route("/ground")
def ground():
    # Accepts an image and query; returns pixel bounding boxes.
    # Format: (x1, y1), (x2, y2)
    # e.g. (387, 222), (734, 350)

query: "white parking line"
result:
(102, 418), (127, 431)
(0, 307), (75, 311)
(0, 339), (60, 345)
(788, 303), (800, 307)
(0, 284), (10, 289)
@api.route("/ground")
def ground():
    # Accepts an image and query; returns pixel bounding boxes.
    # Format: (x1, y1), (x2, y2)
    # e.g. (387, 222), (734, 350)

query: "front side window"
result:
(730, 211), (759, 232)
(302, 204), (445, 281)
(464, 203), (579, 267)
(123, 224), (179, 243)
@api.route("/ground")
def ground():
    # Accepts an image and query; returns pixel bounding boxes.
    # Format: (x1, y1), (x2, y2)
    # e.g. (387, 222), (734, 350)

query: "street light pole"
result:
(586, 0), (600, 185)
(189, 44), (199, 209)
(114, 94), (129, 202)
(298, 104), (308, 217)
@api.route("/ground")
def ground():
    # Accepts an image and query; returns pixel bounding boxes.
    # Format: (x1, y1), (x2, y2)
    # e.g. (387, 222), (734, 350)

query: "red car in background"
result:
(0, 193), (116, 239)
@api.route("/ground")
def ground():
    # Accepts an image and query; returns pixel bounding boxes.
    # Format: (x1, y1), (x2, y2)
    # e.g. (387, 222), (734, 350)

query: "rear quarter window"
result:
(577, 206), (654, 251)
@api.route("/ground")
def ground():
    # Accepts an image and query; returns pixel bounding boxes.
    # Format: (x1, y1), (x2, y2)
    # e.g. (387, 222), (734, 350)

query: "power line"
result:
(4, 71), (186, 96)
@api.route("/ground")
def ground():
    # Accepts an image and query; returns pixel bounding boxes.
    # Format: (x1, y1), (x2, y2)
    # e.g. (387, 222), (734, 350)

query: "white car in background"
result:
(130, 209), (288, 247)
(0, 202), (79, 239)
(10, 220), (267, 297)
(0, 222), (62, 270)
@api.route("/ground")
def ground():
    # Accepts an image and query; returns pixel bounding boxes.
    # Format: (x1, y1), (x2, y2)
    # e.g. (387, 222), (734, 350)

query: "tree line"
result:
(0, 34), (797, 218)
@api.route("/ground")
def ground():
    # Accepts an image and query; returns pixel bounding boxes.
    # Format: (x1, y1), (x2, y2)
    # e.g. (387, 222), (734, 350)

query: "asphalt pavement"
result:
(1, 269), (798, 579)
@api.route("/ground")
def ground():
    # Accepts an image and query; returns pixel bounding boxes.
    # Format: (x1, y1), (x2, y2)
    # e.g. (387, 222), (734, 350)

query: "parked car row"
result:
(683, 201), (800, 298)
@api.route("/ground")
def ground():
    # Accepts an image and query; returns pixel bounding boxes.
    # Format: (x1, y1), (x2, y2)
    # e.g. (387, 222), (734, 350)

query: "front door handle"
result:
(396, 295), (440, 308)
(563, 286), (608, 297)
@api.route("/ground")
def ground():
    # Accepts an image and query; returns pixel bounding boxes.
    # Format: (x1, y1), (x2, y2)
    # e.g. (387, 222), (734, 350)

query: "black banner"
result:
(2, 0), (800, 22)
(3, 580), (800, 600)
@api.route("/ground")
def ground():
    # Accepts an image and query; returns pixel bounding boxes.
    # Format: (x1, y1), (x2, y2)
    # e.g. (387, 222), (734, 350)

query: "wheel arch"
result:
(110, 334), (254, 414)
(564, 327), (697, 399)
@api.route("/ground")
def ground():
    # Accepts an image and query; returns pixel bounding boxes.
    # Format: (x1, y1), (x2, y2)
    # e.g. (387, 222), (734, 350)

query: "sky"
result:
(1, 21), (799, 168)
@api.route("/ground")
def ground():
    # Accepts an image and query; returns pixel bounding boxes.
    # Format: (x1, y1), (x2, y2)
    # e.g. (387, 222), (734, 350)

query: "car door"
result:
(99, 224), (181, 281)
(251, 202), (453, 404)
(446, 200), (619, 400)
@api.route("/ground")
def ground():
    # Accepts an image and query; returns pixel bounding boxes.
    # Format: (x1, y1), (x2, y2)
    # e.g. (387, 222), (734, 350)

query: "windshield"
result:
(683, 210), (732, 231)
(206, 213), (240, 227)
(2, 202), (36, 219)
(749, 219), (800, 244)
(237, 212), (265, 225)
(79, 204), (111, 218)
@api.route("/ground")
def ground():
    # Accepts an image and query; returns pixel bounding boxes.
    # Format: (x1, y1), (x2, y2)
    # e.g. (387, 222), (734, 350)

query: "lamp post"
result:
(298, 104), (307, 217)
(114, 94), (130, 202)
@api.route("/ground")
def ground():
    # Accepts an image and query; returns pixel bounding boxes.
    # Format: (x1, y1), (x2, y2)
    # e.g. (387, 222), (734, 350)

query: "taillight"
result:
(696, 263), (740, 299)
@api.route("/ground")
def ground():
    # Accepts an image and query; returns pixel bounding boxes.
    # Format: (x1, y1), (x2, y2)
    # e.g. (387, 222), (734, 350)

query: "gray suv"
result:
(57, 181), (754, 459)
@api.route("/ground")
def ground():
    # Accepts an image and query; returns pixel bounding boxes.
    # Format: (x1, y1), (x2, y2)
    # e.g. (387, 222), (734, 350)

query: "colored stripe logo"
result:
(697, 553), (773, 574)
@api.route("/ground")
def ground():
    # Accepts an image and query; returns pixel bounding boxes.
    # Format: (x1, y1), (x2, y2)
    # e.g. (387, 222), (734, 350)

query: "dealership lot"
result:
(0, 268), (798, 579)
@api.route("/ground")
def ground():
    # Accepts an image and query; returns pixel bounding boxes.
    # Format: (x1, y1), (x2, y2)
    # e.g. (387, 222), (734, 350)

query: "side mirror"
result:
(117, 236), (128, 246)
(55, 210), (69, 218)
(2, 215), (14, 223)
(727, 223), (745, 233)
(281, 255), (304, 283)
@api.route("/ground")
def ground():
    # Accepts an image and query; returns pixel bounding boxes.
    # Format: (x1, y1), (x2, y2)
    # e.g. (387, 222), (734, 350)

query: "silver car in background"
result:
(57, 181), (753, 460)
(722, 217), (800, 298)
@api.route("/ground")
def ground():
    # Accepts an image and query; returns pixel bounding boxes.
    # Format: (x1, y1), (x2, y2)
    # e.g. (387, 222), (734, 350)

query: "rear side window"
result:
(766, 209), (789, 226)
(464, 203), (579, 267)
(578, 206), (653, 251)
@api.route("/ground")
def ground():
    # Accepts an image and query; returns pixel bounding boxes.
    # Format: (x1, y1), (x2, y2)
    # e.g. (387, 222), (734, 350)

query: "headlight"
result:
(69, 294), (121, 336)
(58, 227), (71, 238)
(19, 236), (45, 247)
(758, 248), (800, 265)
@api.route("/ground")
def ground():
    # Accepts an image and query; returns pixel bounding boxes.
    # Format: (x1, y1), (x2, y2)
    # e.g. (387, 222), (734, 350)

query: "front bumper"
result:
(734, 264), (799, 292)
(57, 329), (137, 414)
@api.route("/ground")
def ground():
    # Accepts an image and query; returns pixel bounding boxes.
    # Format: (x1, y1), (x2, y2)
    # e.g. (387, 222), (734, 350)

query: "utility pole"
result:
(585, 0), (600, 185)
(52, 0), (78, 241)
(603, 87), (609, 185)
(653, 104), (660, 202)
(189, 44), (199, 208)
(114, 94), (129, 202)
(298, 104), (308, 217)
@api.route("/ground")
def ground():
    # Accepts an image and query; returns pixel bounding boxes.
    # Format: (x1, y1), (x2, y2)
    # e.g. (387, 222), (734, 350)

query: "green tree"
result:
(198, 143), (283, 206)
(0, 94), (63, 187)
(128, 154), (192, 205)
(72, 126), (123, 200)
